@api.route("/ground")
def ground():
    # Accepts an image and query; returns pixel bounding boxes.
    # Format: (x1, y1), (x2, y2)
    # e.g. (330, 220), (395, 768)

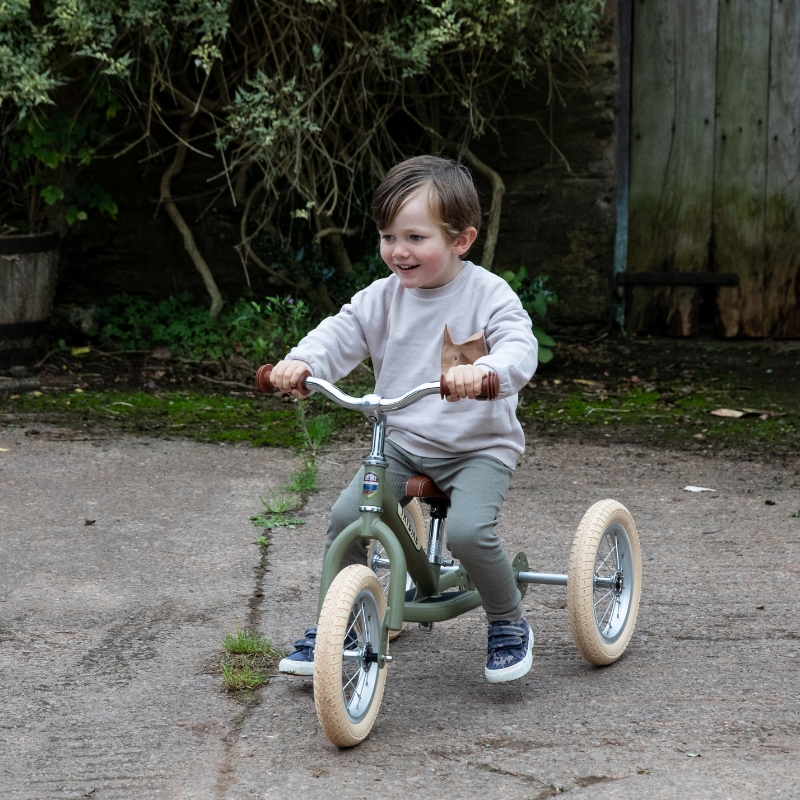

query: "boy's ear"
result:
(451, 226), (478, 256)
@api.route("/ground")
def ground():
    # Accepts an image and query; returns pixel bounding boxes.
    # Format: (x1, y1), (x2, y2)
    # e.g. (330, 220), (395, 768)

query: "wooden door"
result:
(627, 0), (800, 337)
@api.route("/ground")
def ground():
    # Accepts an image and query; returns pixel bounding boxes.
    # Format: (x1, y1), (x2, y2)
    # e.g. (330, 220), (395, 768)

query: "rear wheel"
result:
(567, 500), (642, 666)
(314, 565), (387, 747)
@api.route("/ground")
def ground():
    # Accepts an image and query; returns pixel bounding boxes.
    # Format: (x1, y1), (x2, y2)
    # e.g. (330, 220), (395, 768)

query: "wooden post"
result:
(764, 0), (800, 337)
(628, 0), (718, 335)
(713, 0), (772, 337)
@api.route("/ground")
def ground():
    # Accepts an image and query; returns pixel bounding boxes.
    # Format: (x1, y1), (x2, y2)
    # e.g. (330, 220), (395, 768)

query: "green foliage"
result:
(3, 105), (118, 231)
(258, 490), (295, 514)
(2, 0), (604, 272)
(287, 461), (319, 494)
(249, 513), (305, 529)
(255, 237), (390, 312)
(500, 267), (558, 363)
(5, 389), (302, 447)
(220, 656), (267, 690)
(91, 292), (313, 362)
(222, 627), (275, 656)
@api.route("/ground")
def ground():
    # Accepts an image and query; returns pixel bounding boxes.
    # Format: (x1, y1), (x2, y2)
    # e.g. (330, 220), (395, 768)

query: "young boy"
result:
(271, 155), (537, 683)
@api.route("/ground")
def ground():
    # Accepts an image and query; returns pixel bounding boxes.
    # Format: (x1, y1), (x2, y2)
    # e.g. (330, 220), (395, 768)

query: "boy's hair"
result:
(372, 155), (481, 240)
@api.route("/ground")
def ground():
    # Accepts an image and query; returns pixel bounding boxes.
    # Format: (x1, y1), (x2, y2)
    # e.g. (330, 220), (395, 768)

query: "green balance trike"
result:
(256, 365), (642, 748)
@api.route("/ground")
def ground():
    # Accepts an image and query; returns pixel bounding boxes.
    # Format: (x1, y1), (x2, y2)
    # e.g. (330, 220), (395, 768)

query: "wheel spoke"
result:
(595, 541), (618, 575)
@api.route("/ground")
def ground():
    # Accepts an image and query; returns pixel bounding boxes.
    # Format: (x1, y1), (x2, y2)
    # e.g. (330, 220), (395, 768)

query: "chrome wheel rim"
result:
(340, 589), (381, 723)
(592, 522), (635, 643)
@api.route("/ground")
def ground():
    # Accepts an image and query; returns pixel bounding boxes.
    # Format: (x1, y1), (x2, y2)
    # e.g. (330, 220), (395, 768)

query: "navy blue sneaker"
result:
(278, 625), (359, 677)
(279, 627), (317, 676)
(485, 618), (533, 683)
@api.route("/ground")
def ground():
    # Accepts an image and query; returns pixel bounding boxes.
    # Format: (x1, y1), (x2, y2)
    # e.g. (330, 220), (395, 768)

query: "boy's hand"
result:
(271, 359), (312, 396)
(445, 364), (487, 402)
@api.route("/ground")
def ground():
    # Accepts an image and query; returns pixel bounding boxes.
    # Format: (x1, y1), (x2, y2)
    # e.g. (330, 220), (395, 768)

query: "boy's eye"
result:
(381, 235), (394, 243)
(409, 235), (424, 242)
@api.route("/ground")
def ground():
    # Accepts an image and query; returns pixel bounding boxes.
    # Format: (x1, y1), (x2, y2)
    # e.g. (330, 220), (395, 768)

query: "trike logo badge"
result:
(363, 472), (379, 499)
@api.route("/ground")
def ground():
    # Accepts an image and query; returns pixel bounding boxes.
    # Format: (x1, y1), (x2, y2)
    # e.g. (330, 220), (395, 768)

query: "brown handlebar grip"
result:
(255, 363), (312, 397)
(255, 364), (275, 393)
(439, 371), (499, 400)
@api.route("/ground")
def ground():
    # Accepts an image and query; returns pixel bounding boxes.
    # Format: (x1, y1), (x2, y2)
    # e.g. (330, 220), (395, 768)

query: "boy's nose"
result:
(392, 243), (410, 259)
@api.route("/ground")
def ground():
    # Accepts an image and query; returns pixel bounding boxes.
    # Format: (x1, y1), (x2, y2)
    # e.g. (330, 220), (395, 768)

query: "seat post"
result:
(426, 500), (448, 565)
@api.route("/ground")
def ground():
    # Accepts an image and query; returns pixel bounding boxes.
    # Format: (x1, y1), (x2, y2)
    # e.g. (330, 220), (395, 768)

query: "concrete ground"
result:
(1, 428), (799, 799)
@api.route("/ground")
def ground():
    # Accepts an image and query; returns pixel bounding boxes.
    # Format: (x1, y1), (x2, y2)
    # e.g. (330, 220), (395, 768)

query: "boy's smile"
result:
(378, 192), (477, 289)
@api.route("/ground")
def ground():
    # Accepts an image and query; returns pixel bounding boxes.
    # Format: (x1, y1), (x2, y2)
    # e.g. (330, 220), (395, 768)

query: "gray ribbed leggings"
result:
(323, 440), (522, 623)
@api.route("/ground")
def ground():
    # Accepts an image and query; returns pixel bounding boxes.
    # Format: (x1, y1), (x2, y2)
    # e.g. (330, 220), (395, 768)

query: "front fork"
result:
(318, 455), (438, 667)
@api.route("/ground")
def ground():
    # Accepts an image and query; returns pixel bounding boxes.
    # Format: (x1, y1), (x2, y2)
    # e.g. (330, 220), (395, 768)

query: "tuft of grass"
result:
(305, 413), (334, 450)
(258, 490), (295, 514)
(250, 514), (304, 530)
(223, 626), (275, 655)
(253, 534), (270, 548)
(220, 627), (281, 691)
(789, 510), (800, 519)
(288, 460), (318, 493)
(221, 656), (267, 690)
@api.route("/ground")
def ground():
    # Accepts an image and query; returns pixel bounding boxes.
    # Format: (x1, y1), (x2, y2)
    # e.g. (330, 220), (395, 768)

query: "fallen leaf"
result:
(630, 375), (641, 383)
(0, 447), (9, 452)
(111, 401), (133, 407)
(152, 346), (172, 360)
(74, 388), (83, 393)
(740, 407), (770, 416)
(710, 408), (744, 418)
(765, 500), (776, 506)
(573, 379), (597, 386)
(686, 752), (701, 758)
(84, 519), (96, 526)
(684, 486), (716, 493)
(30, 391), (43, 397)
(693, 433), (705, 440)
(71, 346), (91, 356)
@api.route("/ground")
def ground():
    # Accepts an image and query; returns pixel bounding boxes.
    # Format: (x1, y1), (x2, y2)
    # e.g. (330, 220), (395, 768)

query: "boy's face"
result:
(378, 192), (477, 290)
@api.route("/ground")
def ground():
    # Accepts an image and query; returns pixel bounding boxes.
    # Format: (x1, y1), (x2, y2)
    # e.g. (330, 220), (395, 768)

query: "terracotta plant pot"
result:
(0, 231), (60, 368)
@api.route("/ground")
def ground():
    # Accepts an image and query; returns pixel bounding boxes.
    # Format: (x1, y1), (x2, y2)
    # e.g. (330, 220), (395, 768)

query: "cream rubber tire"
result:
(567, 499), (642, 666)
(314, 565), (388, 747)
(367, 498), (426, 641)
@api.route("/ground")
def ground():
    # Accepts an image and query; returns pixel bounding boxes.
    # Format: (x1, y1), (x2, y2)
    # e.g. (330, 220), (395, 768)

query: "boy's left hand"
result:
(445, 364), (488, 402)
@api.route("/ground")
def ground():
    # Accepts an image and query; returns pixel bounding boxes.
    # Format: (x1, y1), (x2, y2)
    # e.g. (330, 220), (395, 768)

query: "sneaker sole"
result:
(278, 657), (314, 676)
(484, 630), (534, 684)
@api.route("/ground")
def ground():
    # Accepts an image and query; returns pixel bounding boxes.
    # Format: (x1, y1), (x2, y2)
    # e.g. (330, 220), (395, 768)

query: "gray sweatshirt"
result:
(286, 260), (537, 469)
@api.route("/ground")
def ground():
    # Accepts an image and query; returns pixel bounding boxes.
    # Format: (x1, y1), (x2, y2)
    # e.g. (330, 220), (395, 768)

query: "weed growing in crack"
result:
(251, 490), (305, 533)
(221, 627), (281, 691)
(251, 514), (304, 530)
(287, 461), (318, 493)
(223, 626), (275, 655)
(221, 657), (267, 690)
(258, 489), (295, 514)
(253, 533), (270, 548)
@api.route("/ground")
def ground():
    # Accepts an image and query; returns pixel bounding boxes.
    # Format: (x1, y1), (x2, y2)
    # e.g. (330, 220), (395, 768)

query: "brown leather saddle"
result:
(405, 475), (450, 506)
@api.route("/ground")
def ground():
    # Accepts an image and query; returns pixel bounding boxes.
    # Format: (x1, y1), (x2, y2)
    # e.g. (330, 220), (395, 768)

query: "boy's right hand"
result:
(271, 360), (312, 396)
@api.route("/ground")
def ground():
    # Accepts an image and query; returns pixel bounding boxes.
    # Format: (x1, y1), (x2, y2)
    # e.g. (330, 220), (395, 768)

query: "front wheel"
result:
(567, 500), (642, 666)
(314, 565), (387, 747)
